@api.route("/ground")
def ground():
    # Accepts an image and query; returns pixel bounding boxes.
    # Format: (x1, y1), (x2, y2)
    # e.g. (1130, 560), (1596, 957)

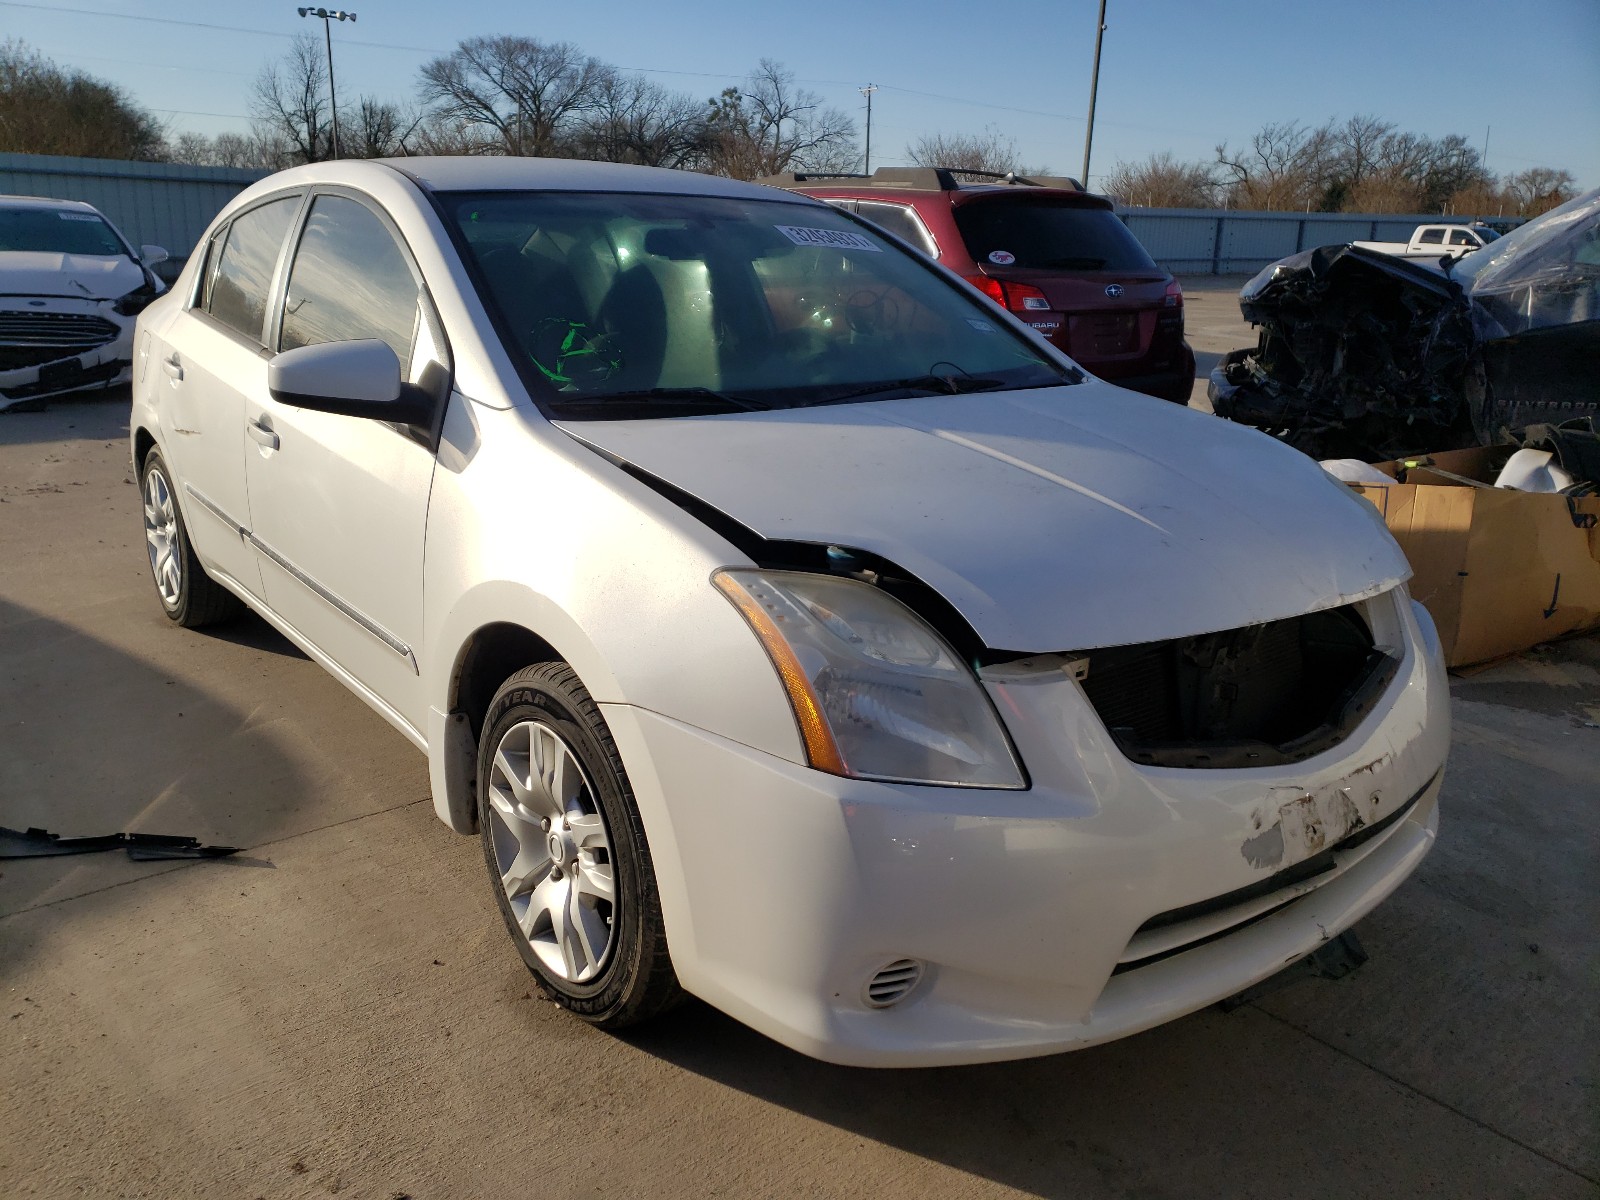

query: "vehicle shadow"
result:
(203, 607), (312, 660)
(617, 958), (1424, 1199)
(0, 597), (309, 933)
(0, 390), (131, 444)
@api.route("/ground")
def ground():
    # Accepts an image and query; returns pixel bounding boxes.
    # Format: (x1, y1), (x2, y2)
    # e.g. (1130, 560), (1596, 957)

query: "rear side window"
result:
(954, 200), (1156, 271)
(280, 194), (420, 365)
(1417, 228), (1445, 245)
(855, 202), (936, 257)
(206, 197), (298, 343)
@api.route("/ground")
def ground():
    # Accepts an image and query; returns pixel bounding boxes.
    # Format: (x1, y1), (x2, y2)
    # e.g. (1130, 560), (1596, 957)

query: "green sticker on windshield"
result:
(529, 318), (621, 387)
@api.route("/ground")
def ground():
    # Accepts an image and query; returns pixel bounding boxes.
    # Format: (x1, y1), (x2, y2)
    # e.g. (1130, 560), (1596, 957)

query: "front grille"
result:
(0, 310), (119, 350)
(1078, 603), (1394, 769)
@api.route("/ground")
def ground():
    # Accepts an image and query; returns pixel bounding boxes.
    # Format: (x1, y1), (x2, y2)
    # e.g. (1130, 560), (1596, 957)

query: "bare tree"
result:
(250, 34), (331, 163)
(1214, 120), (1337, 210)
(346, 97), (412, 159)
(0, 40), (166, 160)
(908, 129), (1029, 175)
(703, 60), (856, 179)
(570, 74), (709, 168)
(1103, 151), (1216, 207)
(419, 36), (612, 156)
(1506, 167), (1577, 216)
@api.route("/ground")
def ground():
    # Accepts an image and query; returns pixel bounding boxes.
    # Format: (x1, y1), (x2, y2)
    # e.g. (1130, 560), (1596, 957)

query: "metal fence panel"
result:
(1113, 205), (1508, 275)
(0, 153), (267, 270)
(0, 154), (1512, 280)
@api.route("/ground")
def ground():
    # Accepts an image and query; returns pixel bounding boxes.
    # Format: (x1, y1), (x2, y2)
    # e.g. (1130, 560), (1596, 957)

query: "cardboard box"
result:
(1349, 447), (1600, 667)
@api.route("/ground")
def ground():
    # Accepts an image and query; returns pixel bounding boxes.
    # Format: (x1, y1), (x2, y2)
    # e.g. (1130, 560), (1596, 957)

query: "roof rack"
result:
(758, 166), (1084, 192)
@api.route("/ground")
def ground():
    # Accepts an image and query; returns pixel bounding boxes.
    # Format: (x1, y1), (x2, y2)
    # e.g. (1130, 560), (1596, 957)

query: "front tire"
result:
(139, 449), (240, 628)
(477, 662), (681, 1028)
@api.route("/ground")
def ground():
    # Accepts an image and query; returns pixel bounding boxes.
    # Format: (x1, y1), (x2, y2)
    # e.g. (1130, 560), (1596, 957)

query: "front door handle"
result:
(246, 418), (279, 451)
(161, 354), (183, 381)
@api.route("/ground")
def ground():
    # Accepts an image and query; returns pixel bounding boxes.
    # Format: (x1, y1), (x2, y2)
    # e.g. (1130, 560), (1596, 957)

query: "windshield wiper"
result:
(553, 386), (772, 413)
(814, 374), (1008, 407)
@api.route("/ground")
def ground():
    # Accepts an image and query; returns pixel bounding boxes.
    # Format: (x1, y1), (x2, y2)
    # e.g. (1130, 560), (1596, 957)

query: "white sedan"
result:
(129, 157), (1447, 1067)
(1, 195), (167, 411)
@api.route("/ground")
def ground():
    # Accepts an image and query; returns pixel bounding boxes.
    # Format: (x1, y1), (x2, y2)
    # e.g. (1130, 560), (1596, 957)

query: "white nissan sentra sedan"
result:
(129, 158), (1447, 1067)
(1, 195), (168, 411)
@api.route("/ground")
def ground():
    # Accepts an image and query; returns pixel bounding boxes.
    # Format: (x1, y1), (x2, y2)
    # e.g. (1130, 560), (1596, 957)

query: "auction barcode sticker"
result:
(775, 225), (882, 252)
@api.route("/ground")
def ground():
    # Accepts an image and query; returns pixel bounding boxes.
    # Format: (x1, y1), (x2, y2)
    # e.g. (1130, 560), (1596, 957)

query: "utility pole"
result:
(298, 7), (357, 160)
(860, 84), (878, 174)
(1080, 0), (1107, 189)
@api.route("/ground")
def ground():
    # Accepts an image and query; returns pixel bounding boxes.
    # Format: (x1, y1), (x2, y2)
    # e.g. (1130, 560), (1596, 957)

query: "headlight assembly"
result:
(714, 569), (1025, 789)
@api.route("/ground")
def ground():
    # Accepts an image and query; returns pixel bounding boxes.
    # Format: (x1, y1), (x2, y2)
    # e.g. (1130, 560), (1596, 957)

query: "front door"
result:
(242, 190), (446, 736)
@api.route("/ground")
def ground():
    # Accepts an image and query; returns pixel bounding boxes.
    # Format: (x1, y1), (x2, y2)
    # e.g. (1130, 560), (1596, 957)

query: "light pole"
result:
(297, 7), (356, 160)
(1080, 0), (1107, 189)
(860, 83), (878, 174)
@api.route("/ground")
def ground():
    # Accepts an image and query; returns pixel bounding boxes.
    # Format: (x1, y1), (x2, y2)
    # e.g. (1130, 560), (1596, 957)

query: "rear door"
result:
(153, 192), (303, 598)
(241, 189), (448, 735)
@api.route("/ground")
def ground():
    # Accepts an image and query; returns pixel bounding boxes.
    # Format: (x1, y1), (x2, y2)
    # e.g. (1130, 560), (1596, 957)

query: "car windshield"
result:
(952, 198), (1157, 272)
(0, 207), (128, 257)
(440, 190), (1072, 416)
(1453, 187), (1600, 337)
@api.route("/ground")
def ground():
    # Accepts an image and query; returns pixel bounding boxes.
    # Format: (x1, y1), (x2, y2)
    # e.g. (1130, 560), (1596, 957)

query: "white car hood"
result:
(0, 252), (144, 300)
(560, 384), (1410, 651)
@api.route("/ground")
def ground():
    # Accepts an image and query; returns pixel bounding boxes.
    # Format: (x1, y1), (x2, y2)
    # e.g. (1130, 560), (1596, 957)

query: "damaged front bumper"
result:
(0, 297), (137, 410)
(601, 586), (1448, 1067)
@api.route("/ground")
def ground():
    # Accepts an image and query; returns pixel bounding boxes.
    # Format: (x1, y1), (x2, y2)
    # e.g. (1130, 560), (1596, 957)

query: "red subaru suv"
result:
(763, 166), (1195, 403)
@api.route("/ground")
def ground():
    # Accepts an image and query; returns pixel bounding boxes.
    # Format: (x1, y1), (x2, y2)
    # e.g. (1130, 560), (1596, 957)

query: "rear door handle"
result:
(161, 354), (183, 381)
(246, 418), (279, 451)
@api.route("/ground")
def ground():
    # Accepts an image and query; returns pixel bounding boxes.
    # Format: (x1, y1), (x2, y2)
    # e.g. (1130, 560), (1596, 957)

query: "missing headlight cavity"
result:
(1078, 604), (1395, 769)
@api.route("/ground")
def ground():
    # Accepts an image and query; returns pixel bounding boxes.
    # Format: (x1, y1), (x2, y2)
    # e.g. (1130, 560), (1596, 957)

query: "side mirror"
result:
(268, 340), (434, 425)
(140, 245), (169, 266)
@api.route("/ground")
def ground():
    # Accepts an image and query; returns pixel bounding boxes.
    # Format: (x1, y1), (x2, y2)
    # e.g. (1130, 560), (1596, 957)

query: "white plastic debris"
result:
(1494, 448), (1576, 493)
(1320, 459), (1394, 485)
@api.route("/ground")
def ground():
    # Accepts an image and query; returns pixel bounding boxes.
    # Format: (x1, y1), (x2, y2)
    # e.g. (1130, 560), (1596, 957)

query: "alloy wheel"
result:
(486, 719), (616, 983)
(143, 467), (182, 607)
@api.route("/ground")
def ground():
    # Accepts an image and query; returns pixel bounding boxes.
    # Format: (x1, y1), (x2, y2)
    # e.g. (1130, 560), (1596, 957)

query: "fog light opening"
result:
(864, 958), (925, 1009)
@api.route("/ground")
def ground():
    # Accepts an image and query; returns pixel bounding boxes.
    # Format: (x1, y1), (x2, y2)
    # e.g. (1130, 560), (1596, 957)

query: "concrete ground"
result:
(2, 381), (1596, 1199)
(1177, 274), (1258, 410)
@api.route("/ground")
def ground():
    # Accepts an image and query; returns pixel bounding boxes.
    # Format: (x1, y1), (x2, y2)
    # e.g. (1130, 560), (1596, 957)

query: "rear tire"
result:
(477, 662), (681, 1028)
(139, 449), (240, 628)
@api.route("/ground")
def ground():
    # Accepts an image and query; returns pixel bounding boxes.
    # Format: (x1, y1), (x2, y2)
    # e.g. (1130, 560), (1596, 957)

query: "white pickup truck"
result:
(1352, 223), (1500, 261)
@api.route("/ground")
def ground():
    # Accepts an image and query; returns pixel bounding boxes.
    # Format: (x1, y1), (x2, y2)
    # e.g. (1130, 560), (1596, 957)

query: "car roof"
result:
(0, 194), (103, 214)
(366, 156), (817, 204)
(760, 167), (1112, 210)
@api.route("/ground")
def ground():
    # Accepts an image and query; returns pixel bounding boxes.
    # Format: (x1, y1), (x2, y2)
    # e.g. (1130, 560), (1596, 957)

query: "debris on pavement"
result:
(0, 825), (241, 861)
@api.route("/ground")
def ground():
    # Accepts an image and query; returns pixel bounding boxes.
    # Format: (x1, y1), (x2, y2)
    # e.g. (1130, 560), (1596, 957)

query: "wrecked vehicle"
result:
(1, 195), (168, 412)
(131, 157), (1447, 1067)
(1210, 188), (1600, 461)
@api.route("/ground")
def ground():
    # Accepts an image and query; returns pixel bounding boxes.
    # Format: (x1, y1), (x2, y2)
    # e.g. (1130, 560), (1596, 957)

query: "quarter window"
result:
(854, 202), (935, 256)
(206, 197), (298, 343)
(280, 194), (420, 366)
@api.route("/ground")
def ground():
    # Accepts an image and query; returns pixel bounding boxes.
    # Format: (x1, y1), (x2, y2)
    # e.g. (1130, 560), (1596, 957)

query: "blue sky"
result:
(4, 0), (1597, 190)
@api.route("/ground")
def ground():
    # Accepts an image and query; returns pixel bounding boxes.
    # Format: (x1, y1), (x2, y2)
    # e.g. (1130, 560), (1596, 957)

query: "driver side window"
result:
(280, 194), (421, 370)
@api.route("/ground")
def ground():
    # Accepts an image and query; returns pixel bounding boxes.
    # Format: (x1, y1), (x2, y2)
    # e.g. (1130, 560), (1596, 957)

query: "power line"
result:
(0, 0), (1229, 144)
